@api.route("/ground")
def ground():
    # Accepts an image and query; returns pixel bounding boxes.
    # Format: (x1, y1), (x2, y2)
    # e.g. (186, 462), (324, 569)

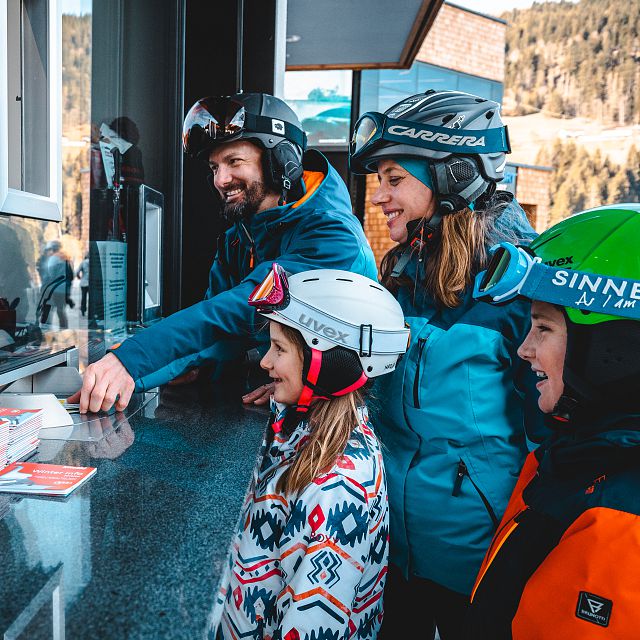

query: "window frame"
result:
(0, 0), (62, 222)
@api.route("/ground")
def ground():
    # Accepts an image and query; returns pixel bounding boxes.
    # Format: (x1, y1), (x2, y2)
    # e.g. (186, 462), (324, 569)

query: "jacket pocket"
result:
(412, 337), (428, 409)
(452, 459), (499, 530)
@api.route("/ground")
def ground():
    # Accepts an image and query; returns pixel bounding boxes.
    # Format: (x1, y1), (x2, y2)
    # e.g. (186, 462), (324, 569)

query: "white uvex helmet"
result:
(249, 264), (409, 408)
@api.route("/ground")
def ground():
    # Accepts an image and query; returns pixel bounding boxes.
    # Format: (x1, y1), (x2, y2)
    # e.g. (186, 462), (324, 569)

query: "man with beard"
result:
(69, 93), (377, 413)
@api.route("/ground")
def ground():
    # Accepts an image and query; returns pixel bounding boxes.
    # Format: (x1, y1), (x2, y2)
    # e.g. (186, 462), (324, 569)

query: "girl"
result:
(349, 89), (545, 639)
(469, 204), (640, 638)
(215, 264), (409, 639)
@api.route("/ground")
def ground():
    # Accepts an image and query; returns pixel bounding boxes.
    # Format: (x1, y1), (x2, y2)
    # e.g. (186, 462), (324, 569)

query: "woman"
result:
(468, 204), (640, 638)
(215, 265), (409, 639)
(349, 89), (545, 639)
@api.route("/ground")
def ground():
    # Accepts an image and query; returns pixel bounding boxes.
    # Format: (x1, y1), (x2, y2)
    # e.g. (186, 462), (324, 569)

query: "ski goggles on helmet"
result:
(249, 263), (411, 356)
(248, 263), (290, 313)
(473, 242), (640, 320)
(349, 111), (511, 173)
(183, 96), (307, 159)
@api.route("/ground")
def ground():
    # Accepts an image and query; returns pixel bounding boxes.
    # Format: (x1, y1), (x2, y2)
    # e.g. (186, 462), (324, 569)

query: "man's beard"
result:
(220, 179), (270, 222)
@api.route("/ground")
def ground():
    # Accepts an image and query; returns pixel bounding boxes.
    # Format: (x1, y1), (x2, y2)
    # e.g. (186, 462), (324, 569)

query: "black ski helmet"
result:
(183, 92), (307, 202)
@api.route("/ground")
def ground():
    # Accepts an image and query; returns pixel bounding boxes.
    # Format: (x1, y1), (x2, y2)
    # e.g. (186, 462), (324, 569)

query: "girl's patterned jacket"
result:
(216, 403), (389, 640)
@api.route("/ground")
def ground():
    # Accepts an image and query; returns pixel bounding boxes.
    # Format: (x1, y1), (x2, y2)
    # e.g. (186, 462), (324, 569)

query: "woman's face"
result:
(370, 159), (437, 244)
(517, 301), (568, 414)
(260, 321), (304, 405)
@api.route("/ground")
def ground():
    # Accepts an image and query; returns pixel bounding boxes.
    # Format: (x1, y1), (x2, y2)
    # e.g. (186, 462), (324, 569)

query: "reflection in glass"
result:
(284, 70), (352, 148)
(361, 62), (504, 114)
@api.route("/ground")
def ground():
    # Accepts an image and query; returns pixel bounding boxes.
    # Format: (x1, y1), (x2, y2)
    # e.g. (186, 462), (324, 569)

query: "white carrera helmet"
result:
(249, 264), (409, 382)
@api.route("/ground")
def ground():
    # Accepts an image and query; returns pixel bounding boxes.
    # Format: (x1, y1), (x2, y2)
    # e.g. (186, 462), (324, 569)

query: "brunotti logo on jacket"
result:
(576, 591), (613, 627)
(387, 125), (486, 147)
(298, 313), (349, 344)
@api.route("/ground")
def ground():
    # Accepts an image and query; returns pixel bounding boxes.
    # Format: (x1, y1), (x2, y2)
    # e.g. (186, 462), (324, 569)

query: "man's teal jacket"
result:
(113, 150), (377, 390)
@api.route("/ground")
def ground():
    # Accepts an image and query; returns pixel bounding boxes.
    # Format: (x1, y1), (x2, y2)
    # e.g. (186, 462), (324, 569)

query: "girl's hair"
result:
(380, 194), (532, 308)
(275, 323), (363, 495)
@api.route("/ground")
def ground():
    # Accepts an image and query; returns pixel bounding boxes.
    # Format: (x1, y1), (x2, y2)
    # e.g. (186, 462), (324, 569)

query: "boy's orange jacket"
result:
(468, 417), (640, 639)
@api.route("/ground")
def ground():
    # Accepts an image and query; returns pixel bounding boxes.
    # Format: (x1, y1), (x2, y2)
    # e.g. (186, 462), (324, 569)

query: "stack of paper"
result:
(0, 408), (43, 467)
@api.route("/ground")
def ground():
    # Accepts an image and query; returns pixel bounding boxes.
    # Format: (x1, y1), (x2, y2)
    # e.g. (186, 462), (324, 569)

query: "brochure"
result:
(0, 407), (42, 467)
(0, 462), (96, 496)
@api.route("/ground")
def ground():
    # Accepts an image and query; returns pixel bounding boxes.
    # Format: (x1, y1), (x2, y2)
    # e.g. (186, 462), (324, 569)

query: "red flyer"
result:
(0, 462), (96, 496)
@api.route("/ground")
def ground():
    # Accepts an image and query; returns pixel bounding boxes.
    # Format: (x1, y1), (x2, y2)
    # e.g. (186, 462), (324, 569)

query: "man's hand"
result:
(242, 382), (275, 406)
(66, 353), (135, 413)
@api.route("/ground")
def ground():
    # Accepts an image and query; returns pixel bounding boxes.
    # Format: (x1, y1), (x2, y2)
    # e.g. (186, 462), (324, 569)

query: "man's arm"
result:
(71, 212), (376, 411)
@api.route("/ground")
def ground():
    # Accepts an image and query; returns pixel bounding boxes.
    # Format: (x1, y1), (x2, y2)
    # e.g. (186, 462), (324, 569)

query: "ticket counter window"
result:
(0, 0), (182, 375)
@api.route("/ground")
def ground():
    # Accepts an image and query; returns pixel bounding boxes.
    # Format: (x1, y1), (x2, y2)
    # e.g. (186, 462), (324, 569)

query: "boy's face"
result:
(260, 321), (304, 406)
(517, 301), (568, 414)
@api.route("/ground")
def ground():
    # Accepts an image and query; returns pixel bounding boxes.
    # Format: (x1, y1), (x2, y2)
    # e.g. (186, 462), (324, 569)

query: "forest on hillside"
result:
(62, 14), (91, 133)
(503, 0), (640, 124)
(537, 142), (640, 224)
(503, 0), (640, 223)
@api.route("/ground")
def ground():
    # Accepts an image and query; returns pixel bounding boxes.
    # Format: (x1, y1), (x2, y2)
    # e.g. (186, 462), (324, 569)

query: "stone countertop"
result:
(0, 383), (269, 640)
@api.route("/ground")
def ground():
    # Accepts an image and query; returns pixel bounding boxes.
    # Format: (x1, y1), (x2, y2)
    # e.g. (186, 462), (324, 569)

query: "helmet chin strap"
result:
(271, 349), (328, 434)
(390, 206), (445, 278)
(549, 366), (605, 427)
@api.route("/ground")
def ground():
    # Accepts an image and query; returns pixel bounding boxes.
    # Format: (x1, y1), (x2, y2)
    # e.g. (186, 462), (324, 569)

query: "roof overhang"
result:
(285, 0), (444, 70)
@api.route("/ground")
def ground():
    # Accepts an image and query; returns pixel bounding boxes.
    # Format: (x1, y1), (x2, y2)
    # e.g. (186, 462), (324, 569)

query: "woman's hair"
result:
(275, 323), (363, 495)
(380, 193), (533, 308)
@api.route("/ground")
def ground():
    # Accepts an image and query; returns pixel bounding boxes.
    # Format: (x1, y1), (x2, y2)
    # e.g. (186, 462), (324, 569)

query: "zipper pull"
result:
(452, 460), (466, 496)
(249, 247), (254, 269)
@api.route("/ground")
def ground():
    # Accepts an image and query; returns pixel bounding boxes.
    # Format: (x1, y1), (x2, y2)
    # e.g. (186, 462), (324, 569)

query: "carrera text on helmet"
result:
(387, 125), (487, 147)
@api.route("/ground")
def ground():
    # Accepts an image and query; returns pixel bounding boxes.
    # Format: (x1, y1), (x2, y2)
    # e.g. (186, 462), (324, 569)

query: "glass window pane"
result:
(7, 1), (23, 191)
(6, 0), (50, 196)
(284, 70), (352, 148)
(22, 0), (50, 196)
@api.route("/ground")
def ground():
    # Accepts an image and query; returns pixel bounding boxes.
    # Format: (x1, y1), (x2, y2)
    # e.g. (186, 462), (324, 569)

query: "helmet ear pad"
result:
(264, 140), (304, 194)
(562, 319), (640, 415)
(430, 156), (492, 212)
(301, 345), (365, 397)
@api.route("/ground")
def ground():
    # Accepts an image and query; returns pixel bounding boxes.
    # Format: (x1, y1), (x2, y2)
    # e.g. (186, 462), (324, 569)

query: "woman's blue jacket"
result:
(372, 200), (547, 595)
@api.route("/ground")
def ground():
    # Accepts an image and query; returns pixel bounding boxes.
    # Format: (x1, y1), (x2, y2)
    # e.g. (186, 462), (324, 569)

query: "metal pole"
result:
(236, 0), (244, 93)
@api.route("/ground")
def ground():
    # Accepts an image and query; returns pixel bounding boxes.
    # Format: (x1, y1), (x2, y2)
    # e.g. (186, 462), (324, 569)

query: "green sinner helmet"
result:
(531, 203), (640, 325)
(530, 203), (640, 421)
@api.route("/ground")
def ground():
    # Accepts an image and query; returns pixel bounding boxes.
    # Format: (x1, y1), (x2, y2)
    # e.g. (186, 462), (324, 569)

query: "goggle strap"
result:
(273, 299), (410, 355)
(519, 263), (640, 320)
(244, 113), (307, 150)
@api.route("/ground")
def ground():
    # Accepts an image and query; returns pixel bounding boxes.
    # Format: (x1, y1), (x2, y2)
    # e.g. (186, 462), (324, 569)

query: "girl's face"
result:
(517, 301), (568, 414)
(260, 321), (304, 405)
(370, 159), (436, 244)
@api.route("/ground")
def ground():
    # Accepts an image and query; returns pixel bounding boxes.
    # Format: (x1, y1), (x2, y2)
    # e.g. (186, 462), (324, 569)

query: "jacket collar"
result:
(538, 413), (640, 478)
(266, 398), (311, 461)
(240, 150), (331, 245)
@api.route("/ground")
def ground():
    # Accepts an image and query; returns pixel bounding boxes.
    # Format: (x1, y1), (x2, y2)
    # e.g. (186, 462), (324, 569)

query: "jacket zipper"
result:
(452, 460), (499, 529)
(413, 337), (427, 408)
(239, 222), (256, 270)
